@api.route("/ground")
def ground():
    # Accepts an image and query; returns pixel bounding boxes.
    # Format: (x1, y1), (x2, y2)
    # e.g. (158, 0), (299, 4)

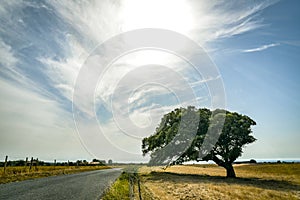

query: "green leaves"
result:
(142, 107), (256, 167)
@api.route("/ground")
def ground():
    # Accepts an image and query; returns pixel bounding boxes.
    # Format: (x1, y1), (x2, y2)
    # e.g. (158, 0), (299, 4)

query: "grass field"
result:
(139, 163), (300, 200)
(0, 165), (111, 184)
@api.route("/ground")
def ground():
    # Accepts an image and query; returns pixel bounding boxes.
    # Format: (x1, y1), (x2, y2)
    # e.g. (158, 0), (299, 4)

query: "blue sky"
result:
(0, 0), (299, 162)
(209, 0), (300, 159)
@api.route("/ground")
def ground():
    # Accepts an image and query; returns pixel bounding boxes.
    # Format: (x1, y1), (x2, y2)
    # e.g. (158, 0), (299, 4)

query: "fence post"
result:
(29, 157), (33, 171)
(35, 158), (39, 171)
(3, 155), (8, 174)
(137, 175), (142, 200)
(129, 174), (134, 200)
(54, 159), (56, 169)
(25, 157), (28, 167)
(24, 157), (28, 173)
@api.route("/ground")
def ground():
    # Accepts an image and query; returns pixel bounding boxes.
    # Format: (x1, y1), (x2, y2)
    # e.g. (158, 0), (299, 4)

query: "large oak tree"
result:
(142, 106), (256, 178)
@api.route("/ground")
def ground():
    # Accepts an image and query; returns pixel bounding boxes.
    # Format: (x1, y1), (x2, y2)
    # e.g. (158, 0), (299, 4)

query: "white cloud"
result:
(39, 37), (88, 101)
(44, 1), (277, 116)
(0, 39), (55, 100)
(43, 1), (277, 116)
(0, 39), (27, 86)
(0, 39), (17, 68)
(95, 50), (183, 106)
(188, 0), (277, 44)
(242, 43), (280, 53)
(190, 75), (221, 87)
(49, 0), (277, 47)
(0, 0), (278, 161)
(0, 78), (90, 161)
(49, 0), (123, 46)
(98, 104), (180, 155)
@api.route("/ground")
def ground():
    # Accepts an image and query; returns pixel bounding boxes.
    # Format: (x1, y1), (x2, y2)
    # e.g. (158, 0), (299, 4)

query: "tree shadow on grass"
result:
(146, 171), (300, 192)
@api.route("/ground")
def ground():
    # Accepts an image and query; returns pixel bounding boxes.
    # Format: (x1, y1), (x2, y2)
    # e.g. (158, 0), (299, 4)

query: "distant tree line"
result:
(0, 158), (108, 167)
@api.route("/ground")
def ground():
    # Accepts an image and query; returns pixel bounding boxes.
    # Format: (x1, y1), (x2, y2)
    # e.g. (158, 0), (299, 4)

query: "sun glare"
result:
(120, 0), (195, 35)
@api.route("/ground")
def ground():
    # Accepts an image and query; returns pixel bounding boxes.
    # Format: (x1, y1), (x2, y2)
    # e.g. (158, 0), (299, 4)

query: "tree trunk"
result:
(225, 164), (236, 178)
(211, 155), (236, 178)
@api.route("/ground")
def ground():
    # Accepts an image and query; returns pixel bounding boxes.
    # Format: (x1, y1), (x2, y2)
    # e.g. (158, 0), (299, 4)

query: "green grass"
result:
(102, 172), (130, 200)
(102, 171), (154, 200)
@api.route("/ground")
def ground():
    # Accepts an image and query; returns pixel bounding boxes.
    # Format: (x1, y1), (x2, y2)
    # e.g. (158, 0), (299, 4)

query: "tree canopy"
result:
(142, 106), (256, 177)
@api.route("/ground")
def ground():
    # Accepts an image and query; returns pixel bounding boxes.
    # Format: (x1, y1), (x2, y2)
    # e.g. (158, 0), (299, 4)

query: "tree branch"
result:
(212, 155), (225, 167)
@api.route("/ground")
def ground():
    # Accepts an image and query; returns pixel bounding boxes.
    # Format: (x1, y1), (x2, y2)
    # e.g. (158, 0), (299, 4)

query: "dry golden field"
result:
(0, 165), (111, 184)
(139, 163), (300, 200)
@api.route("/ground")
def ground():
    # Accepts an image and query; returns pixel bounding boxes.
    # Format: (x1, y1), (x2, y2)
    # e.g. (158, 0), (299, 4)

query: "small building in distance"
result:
(90, 159), (106, 165)
(108, 159), (113, 165)
(89, 161), (101, 165)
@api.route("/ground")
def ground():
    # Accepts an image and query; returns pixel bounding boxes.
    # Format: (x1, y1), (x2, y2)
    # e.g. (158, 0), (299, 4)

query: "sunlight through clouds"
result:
(2, 0), (298, 162)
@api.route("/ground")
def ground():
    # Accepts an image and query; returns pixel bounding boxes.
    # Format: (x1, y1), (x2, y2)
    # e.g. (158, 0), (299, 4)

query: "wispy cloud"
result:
(189, 0), (277, 44)
(0, 78), (89, 161)
(0, 0), (278, 160)
(242, 43), (280, 53)
(45, 0), (278, 115)
(279, 40), (300, 47)
(0, 39), (34, 88)
(38, 38), (88, 101)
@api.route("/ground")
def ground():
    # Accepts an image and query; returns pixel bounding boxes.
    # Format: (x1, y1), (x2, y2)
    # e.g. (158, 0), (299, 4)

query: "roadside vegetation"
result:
(102, 172), (131, 200)
(0, 165), (111, 184)
(102, 170), (154, 200)
(102, 163), (300, 199)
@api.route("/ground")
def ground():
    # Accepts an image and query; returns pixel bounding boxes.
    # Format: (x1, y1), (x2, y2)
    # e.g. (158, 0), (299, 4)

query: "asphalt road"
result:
(0, 168), (122, 200)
